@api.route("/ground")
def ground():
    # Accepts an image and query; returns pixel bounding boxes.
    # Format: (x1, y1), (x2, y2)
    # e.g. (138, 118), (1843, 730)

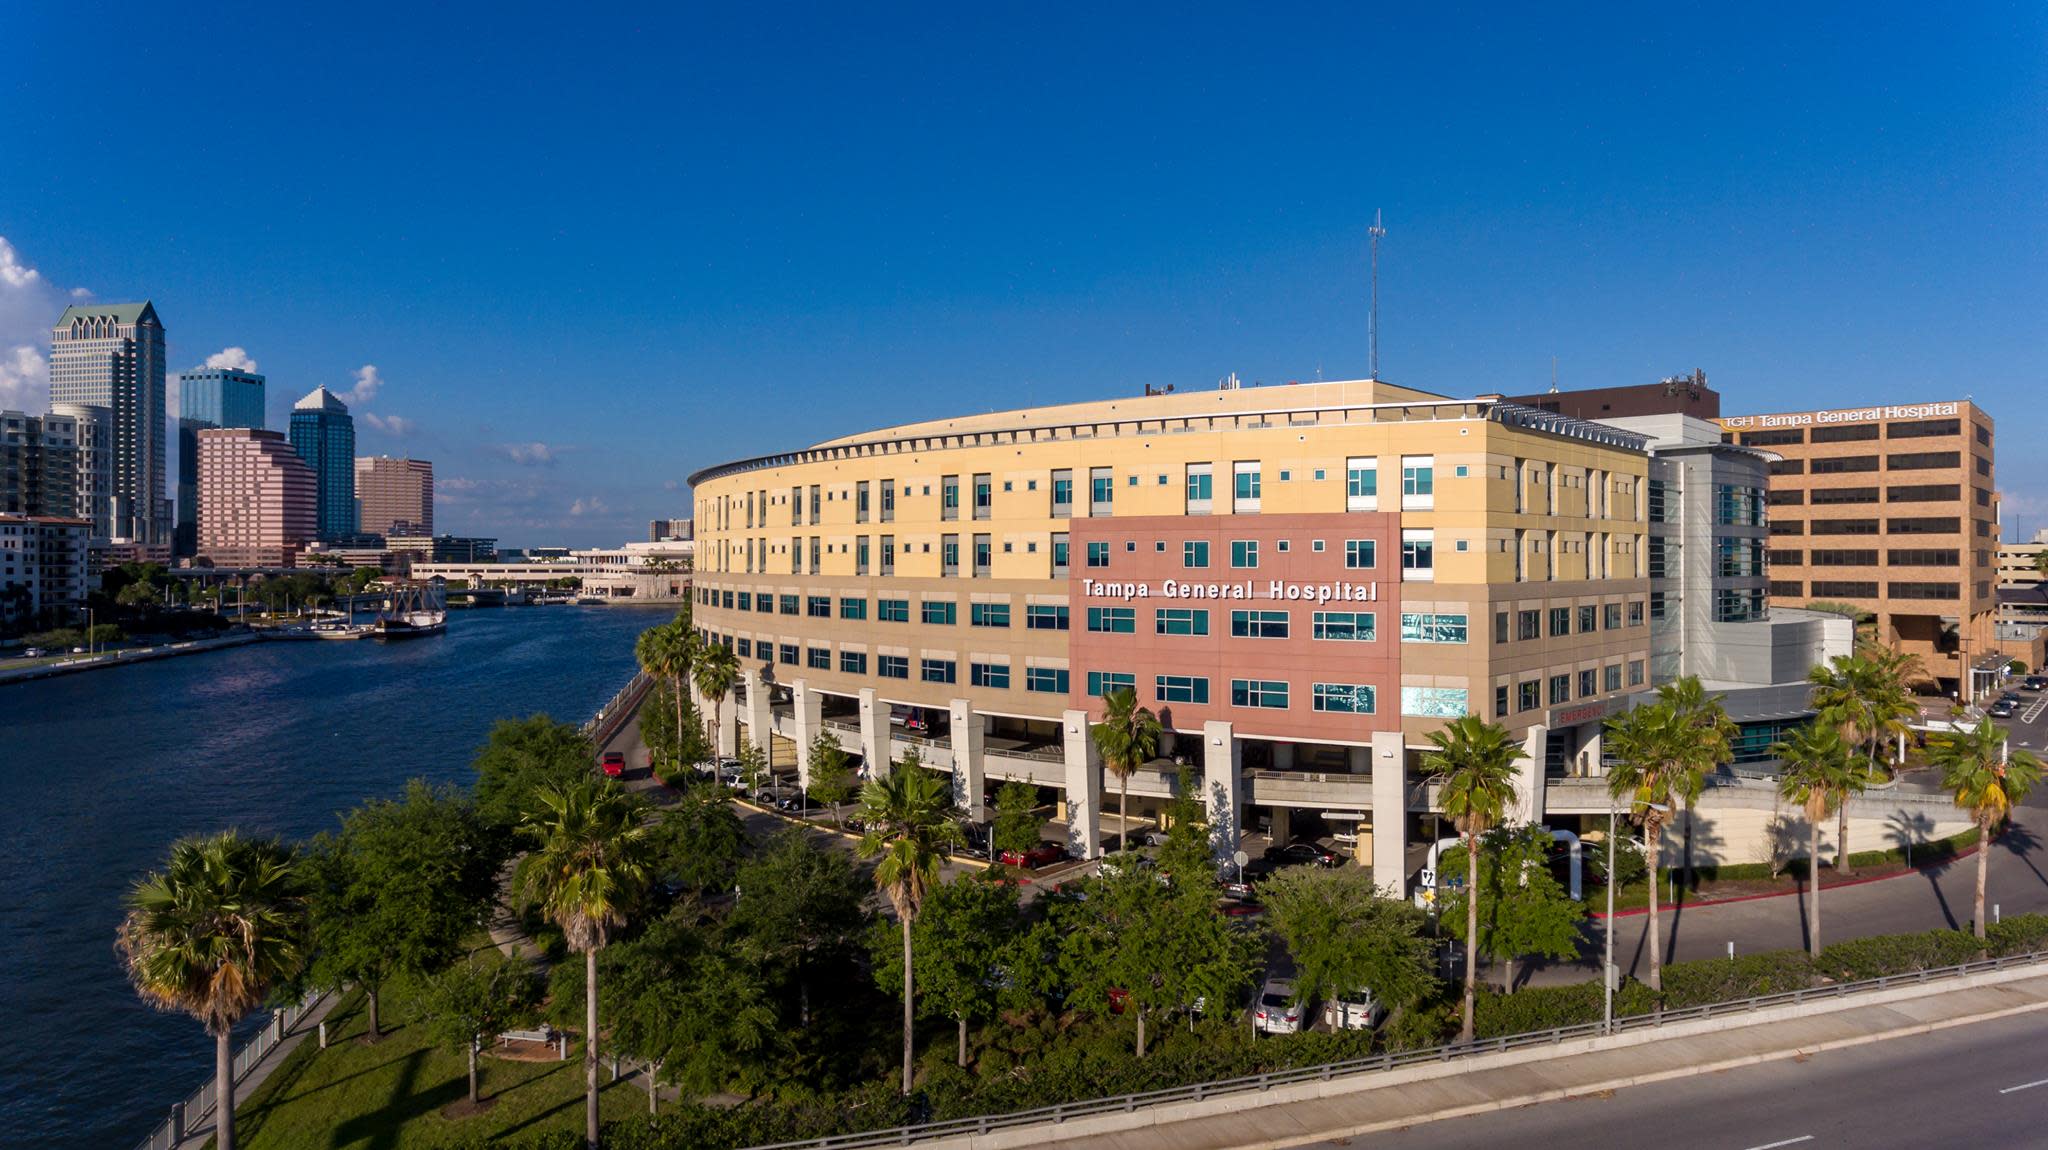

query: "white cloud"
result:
(0, 235), (64, 413)
(362, 412), (417, 436)
(497, 441), (558, 466)
(204, 346), (259, 372)
(343, 364), (382, 405)
(69, 286), (92, 300)
(663, 479), (681, 491)
(570, 496), (608, 516)
(0, 237), (43, 290)
(0, 345), (46, 411)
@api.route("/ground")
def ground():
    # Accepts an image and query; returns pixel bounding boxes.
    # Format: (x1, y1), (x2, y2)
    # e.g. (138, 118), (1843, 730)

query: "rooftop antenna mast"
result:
(1368, 209), (1386, 380)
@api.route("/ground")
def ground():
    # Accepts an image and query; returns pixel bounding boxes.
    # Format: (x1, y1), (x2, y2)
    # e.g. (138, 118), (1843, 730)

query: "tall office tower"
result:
(354, 455), (433, 538)
(49, 302), (168, 543)
(195, 428), (317, 568)
(0, 410), (80, 518)
(174, 366), (267, 557)
(48, 404), (112, 538)
(649, 517), (694, 541)
(288, 386), (357, 539)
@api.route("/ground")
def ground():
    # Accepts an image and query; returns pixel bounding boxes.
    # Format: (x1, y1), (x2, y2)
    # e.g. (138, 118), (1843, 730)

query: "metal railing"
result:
(131, 990), (327, 1150)
(584, 671), (654, 746)
(741, 949), (2048, 1150)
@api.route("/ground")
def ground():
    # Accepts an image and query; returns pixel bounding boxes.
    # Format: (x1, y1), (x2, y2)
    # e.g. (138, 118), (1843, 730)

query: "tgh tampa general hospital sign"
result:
(1721, 401), (1960, 430)
(1080, 578), (1382, 603)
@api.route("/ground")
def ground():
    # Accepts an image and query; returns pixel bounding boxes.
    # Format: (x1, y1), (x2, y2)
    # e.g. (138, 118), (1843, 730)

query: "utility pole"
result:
(1368, 209), (1386, 380)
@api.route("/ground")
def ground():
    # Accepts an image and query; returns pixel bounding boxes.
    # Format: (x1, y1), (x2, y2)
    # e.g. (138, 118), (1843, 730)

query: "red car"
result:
(600, 751), (626, 777)
(999, 842), (1065, 869)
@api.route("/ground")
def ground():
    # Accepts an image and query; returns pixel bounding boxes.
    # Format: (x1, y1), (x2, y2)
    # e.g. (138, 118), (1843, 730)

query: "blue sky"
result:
(1, 4), (2042, 546)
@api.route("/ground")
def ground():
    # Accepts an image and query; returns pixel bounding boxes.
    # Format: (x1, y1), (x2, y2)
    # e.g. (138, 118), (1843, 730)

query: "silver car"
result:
(1255, 977), (1306, 1034)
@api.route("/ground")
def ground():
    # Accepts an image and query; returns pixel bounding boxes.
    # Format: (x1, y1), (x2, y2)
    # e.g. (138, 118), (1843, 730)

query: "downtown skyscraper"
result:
(289, 386), (356, 539)
(175, 366), (266, 556)
(49, 302), (168, 543)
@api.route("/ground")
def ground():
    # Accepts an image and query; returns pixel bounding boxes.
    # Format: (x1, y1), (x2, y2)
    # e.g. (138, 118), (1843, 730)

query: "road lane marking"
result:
(1740, 1138), (1813, 1150)
(2000, 1077), (2048, 1094)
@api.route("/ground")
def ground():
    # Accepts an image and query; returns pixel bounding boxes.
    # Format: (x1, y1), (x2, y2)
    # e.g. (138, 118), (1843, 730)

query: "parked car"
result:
(22, 647), (45, 658)
(1265, 841), (1343, 868)
(1254, 978), (1306, 1034)
(999, 842), (1065, 869)
(1324, 989), (1385, 1030)
(2024, 676), (2048, 692)
(1220, 879), (1258, 902)
(1990, 699), (2018, 719)
(1998, 692), (2023, 705)
(1143, 829), (1172, 847)
(600, 751), (626, 777)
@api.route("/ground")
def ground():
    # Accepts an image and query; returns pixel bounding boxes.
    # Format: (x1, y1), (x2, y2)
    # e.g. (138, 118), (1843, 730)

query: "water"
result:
(0, 604), (675, 1149)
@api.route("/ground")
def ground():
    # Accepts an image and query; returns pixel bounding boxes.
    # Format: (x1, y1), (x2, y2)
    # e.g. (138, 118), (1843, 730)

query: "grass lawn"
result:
(232, 964), (651, 1150)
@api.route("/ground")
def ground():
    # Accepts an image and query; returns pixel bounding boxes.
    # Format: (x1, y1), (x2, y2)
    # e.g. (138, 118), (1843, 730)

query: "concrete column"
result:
(792, 679), (821, 790)
(1348, 745), (1369, 774)
(1516, 723), (1549, 826)
(715, 689), (738, 758)
(1272, 741), (1296, 770)
(1578, 727), (1604, 779)
(858, 687), (884, 777)
(1370, 731), (1408, 897)
(1202, 720), (1242, 863)
(949, 698), (985, 821)
(741, 670), (771, 756)
(1063, 709), (1102, 859)
(1271, 806), (1293, 845)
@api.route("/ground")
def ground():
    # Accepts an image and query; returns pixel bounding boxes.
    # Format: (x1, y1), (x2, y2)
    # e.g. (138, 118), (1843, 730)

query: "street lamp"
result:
(1605, 798), (1669, 1035)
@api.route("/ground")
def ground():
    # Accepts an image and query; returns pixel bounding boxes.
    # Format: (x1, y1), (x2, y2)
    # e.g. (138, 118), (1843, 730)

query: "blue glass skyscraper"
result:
(174, 366), (265, 556)
(289, 386), (357, 540)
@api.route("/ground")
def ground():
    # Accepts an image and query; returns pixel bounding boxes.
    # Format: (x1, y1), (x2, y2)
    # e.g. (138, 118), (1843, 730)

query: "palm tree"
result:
(521, 778), (652, 1150)
(1425, 715), (1523, 1042)
(1655, 676), (1737, 892)
(692, 638), (739, 762)
(1605, 701), (1687, 994)
(1809, 647), (1920, 873)
(635, 618), (693, 771)
(1773, 723), (1856, 955)
(118, 832), (305, 1150)
(1090, 687), (1162, 854)
(1928, 718), (2042, 940)
(855, 763), (961, 1094)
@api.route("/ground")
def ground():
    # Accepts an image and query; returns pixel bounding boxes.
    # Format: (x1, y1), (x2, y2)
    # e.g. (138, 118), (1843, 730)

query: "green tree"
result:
(302, 781), (502, 1040)
(413, 956), (540, 1108)
(118, 832), (305, 1150)
(472, 714), (595, 831)
(519, 778), (652, 1150)
(856, 764), (961, 1092)
(1440, 827), (1584, 992)
(648, 781), (748, 895)
(736, 738), (773, 793)
(692, 640), (740, 760)
(1808, 646), (1919, 873)
(1425, 714), (1523, 1040)
(1155, 766), (1217, 892)
(635, 618), (694, 771)
(868, 874), (1023, 1066)
(1659, 676), (1739, 891)
(1260, 867), (1435, 1020)
(805, 734), (856, 828)
(728, 828), (869, 1031)
(116, 580), (159, 609)
(1929, 718), (2043, 940)
(640, 682), (709, 784)
(1773, 722), (1856, 954)
(991, 780), (1041, 859)
(1090, 686), (1162, 854)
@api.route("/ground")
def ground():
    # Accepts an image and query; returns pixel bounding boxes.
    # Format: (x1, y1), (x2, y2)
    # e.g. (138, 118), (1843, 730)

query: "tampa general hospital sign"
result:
(1721, 401), (1959, 430)
(1080, 578), (1382, 603)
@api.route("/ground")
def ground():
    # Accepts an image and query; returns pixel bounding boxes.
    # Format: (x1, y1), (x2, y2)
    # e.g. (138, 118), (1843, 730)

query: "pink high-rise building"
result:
(195, 428), (317, 567)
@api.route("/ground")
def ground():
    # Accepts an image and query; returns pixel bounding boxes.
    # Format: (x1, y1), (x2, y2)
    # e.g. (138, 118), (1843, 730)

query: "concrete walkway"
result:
(169, 993), (344, 1150)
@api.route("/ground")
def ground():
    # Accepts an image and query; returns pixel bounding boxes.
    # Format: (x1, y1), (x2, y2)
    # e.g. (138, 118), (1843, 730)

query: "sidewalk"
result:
(170, 993), (343, 1150)
(930, 967), (2048, 1150)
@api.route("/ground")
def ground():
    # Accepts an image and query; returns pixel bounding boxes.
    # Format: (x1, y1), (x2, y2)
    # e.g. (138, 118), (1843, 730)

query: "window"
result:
(1312, 611), (1375, 641)
(1605, 664), (1623, 692)
(1577, 605), (1598, 633)
(1578, 668), (1597, 697)
(1401, 529), (1434, 580)
(1026, 604), (1070, 630)
(921, 658), (958, 684)
(970, 661), (1009, 688)
(756, 594), (774, 615)
(840, 597), (867, 620)
(1628, 600), (1645, 625)
(779, 643), (798, 665)
(1400, 455), (1434, 508)
(1888, 549), (1960, 567)
(1714, 588), (1768, 621)
(1185, 464), (1213, 513)
(1400, 612), (1468, 643)
(1156, 675), (1210, 704)
(1742, 428), (1806, 446)
(1811, 423), (1880, 443)
(921, 600), (957, 625)
(1231, 679), (1290, 709)
(1811, 580), (1879, 598)
(1230, 609), (1290, 638)
(1052, 533), (1070, 575)
(807, 595), (831, 618)
(1549, 607), (1571, 637)
(942, 534), (960, 575)
(1810, 549), (1878, 566)
(1090, 467), (1114, 514)
(1889, 451), (1961, 471)
(1549, 674), (1570, 705)
(1344, 539), (1376, 569)
(1155, 607), (1210, 636)
(1889, 516), (1960, 535)
(1889, 418), (1961, 439)
(779, 594), (798, 615)
(1889, 582), (1960, 600)
(1312, 683), (1376, 713)
(1495, 685), (1510, 718)
(1086, 670), (1135, 697)
(1813, 456), (1881, 474)
(1026, 667), (1070, 694)
(1231, 540), (1259, 568)
(808, 647), (831, 670)
(856, 536), (870, 574)
(1494, 612), (1510, 644)
(1401, 686), (1469, 717)
(1603, 603), (1621, 630)
(879, 598), (910, 623)
(1346, 457), (1378, 510)
(881, 479), (896, 521)
(1183, 540), (1210, 568)
(840, 650), (867, 674)
(971, 602), (1011, 627)
(1087, 606), (1137, 633)
(1812, 487), (1880, 505)
(1518, 681), (1540, 712)
(1233, 461), (1262, 511)
(941, 475), (960, 520)
(1768, 490), (1806, 506)
(881, 534), (896, 575)
(1051, 469), (1074, 516)
(972, 473), (992, 519)
(1628, 660), (1645, 686)
(879, 655), (909, 679)
(856, 481), (870, 522)
(1810, 518), (1880, 536)
(1086, 541), (1111, 568)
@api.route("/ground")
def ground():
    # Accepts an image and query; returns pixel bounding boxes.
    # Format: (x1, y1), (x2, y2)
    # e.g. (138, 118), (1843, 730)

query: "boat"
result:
(310, 623), (370, 640)
(370, 582), (448, 640)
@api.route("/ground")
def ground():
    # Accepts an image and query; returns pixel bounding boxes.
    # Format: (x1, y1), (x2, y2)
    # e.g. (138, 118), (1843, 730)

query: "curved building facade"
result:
(689, 379), (1656, 886)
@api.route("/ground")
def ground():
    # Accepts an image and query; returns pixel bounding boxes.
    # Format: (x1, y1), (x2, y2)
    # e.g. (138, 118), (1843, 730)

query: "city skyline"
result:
(0, 6), (2042, 548)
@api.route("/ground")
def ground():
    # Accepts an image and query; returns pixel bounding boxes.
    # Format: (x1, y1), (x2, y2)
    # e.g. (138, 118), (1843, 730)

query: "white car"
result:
(22, 647), (45, 658)
(1325, 989), (1384, 1031)
(1254, 978), (1306, 1034)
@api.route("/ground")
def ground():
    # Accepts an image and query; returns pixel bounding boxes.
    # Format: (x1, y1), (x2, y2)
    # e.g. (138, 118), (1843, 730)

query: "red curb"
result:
(1589, 843), (1986, 919)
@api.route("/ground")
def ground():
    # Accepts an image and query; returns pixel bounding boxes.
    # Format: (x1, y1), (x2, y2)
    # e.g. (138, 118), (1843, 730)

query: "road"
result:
(1324, 1007), (2048, 1149)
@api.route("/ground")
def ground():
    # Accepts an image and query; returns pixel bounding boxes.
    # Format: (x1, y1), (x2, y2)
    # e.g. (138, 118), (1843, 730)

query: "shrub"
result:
(1986, 913), (2048, 957)
(1816, 929), (1983, 981)
(1658, 950), (1815, 1008)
